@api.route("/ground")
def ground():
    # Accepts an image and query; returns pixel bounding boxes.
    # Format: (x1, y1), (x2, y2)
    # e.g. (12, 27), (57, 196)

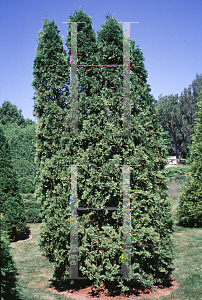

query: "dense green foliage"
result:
(177, 92), (202, 227)
(0, 101), (25, 126)
(0, 126), (26, 240)
(32, 13), (70, 261)
(155, 74), (202, 162)
(3, 122), (37, 194)
(21, 193), (42, 223)
(0, 223), (22, 300)
(0, 101), (40, 222)
(159, 128), (172, 157)
(165, 165), (187, 181)
(33, 10), (174, 294)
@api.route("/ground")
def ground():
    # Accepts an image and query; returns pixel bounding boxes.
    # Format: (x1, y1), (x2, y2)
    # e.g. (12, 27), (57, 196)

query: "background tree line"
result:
(155, 74), (202, 163)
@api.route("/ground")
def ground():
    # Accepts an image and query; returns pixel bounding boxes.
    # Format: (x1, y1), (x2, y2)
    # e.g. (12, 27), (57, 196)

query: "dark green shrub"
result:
(2, 122), (37, 194)
(0, 101), (25, 126)
(0, 126), (26, 240)
(21, 193), (42, 223)
(18, 177), (35, 194)
(0, 218), (22, 300)
(177, 92), (202, 227)
(165, 165), (187, 181)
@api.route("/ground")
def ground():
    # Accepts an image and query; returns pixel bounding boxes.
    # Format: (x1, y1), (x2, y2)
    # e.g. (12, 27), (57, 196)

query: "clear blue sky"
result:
(0, 0), (201, 123)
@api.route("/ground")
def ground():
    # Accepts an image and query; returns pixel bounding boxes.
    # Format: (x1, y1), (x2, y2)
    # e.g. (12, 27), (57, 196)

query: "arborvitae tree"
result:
(65, 9), (100, 99)
(0, 216), (22, 300)
(0, 126), (26, 240)
(32, 16), (70, 261)
(36, 10), (174, 294)
(36, 9), (101, 277)
(177, 92), (202, 227)
(71, 14), (173, 293)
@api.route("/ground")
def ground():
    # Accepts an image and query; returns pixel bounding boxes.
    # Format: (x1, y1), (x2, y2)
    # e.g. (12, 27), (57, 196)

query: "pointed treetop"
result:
(105, 12), (116, 20)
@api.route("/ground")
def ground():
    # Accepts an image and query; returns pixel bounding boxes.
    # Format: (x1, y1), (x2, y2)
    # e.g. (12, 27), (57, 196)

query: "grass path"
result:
(10, 180), (202, 299)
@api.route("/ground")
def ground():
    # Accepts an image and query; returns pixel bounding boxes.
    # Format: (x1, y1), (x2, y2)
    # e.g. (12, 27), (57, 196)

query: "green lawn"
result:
(10, 179), (202, 299)
(10, 224), (71, 300)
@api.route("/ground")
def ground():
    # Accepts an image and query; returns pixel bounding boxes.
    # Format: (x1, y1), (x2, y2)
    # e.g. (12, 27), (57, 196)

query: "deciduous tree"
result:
(0, 101), (25, 126)
(155, 74), (202, 163)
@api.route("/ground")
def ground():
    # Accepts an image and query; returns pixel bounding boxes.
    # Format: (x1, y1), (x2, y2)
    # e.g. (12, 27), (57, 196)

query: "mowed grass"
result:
(10, 179), (202, 300)
(152, 179), (202, 300)
(10, 224), (72, 300)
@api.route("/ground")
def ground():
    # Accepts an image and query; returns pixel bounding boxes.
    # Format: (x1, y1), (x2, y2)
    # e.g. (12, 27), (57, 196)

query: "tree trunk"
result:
(166, 124), (185, 164)
(177, 140), (185, 164)
(173, 134), (181, 164)
(176, 152), (181, 164)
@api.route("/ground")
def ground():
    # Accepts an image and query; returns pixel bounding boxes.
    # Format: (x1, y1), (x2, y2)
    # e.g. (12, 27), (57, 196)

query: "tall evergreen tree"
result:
(32, 16), (70, 262)
(65, 8), (100, 99)
(32, 16), (69, 196)
(0, 126), (26, 240)
(177, 92), (202, 227)
(36, 9), (101, 278)
(36, 10), (174, 294)
(71, 14), (173, 292)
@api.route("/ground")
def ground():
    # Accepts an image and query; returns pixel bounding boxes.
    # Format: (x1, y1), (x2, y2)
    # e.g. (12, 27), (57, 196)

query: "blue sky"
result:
(0, 0), (201, 122)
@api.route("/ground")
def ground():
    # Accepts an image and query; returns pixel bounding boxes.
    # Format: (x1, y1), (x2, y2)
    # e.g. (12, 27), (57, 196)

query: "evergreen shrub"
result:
(165, 165), (187, 181)
(0, 217), (22, 300)
(177, 92), (202, 227)
(21, 193), (42, 223)
(2, 122), (37, 194)
(0, 126), (26, 240)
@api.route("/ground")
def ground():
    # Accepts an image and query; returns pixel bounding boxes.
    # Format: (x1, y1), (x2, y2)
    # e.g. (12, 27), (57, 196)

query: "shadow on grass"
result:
(176, 220), (202, 228)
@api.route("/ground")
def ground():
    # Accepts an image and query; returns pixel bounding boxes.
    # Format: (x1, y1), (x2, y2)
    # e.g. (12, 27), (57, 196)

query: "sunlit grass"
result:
(152, 180), (202, 300)
(10, 224), (72, 300)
